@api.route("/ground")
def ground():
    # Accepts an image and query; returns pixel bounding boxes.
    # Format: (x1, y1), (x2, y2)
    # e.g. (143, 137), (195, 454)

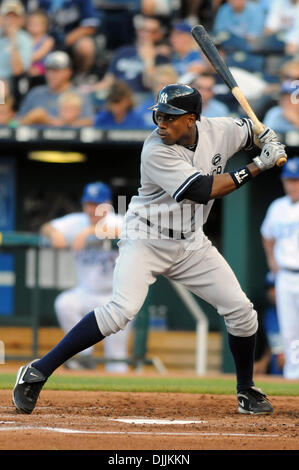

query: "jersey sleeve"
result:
(50, 213), (85, 240)
(225, 117), (254, 159)
(260, 203), (277, 240)
(142, 144), (201, 202)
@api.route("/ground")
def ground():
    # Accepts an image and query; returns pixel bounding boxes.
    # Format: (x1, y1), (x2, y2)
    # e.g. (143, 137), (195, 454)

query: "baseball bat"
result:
(191, 25), (287, 167)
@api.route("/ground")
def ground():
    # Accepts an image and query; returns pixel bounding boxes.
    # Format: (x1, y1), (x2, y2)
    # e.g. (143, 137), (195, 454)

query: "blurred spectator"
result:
(27, 0), (100, 75)
(71, 36), (109, 95)
(254, 58), (299, 120)
(0, 0), (33, 80)
(213, 0), (265, 43)
(264, 0), (299, 45)
(0, 95), (17, 126)
(26, 9), (54, 78)
(141, 0), (173, 17)
(19, 90), (89, 127)
(27, 0), (100, 49)
(169, 21), (205, 78)
(196, 41), (267, 113)
(94, 1), (173, 50)
(136, 64), (178, 129)
(280, 59), (299, 82)
(285, 10), (299, 55)
(256, 0), (273, 14)
(92, 15), (169, 96)
(17, 51), (94, 125)
(94, 80), (143, 129)
(191, 72), (230, 117)
(264, 81), (299, 132)
(178, 0), (218, 30)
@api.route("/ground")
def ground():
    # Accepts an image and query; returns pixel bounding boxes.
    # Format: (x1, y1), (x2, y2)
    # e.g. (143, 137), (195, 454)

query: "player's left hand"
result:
(253, 126), (280, 149)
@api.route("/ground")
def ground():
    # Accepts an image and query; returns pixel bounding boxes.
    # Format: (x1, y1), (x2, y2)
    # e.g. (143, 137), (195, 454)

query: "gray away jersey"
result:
(125, 116), (253, 235)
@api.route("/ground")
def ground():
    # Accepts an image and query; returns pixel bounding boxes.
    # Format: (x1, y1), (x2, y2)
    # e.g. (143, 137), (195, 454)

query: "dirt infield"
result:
(1, 388), (299, 451)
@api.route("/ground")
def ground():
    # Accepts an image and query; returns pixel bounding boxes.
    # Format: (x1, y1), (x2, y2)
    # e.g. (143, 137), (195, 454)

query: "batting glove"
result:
(253, 142), (286, 171)
(253, 126), (280, 149)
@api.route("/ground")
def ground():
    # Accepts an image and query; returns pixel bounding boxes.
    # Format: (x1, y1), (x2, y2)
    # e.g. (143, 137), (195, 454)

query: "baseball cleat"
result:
(12, 360), (47, 414)
(237, 386), (274, 415)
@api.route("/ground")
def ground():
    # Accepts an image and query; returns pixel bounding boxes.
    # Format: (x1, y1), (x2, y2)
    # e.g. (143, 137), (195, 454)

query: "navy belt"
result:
(282, 267), (299, 273)
(136, 215), (186, 240)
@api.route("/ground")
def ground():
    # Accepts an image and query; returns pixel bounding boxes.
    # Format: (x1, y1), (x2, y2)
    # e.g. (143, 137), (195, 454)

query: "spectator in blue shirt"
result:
(191, 72), (230, 118)
(169, 21), (205, 78)
(27, 0), (100, 75)
(94, 80), (143, 129)
(213, 0), (265, 42)
(17, 51), (94, 126)
(0, 0), (33, 80)
(264, 81), (299, 133)
(27, 0), (100, 47)
(92, 15), (170, 96)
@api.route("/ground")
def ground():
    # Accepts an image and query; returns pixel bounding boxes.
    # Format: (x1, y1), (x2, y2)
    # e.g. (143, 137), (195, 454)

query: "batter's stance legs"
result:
(13, 311), (104, 413)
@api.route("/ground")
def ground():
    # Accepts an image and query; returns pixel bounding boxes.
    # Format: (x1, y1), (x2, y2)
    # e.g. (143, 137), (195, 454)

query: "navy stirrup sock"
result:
(228, 332), (256, 393)
(33, 311), (105, 378)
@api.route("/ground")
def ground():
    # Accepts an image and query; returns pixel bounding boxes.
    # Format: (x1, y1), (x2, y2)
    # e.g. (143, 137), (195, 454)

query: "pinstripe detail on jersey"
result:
(173, 172), (202, 201)
(243, 119), (254, 150)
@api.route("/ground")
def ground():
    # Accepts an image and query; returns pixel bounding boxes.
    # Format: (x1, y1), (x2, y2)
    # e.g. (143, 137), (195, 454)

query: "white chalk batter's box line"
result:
(0, 426), (279, 437)
(0, 419), (279, 437)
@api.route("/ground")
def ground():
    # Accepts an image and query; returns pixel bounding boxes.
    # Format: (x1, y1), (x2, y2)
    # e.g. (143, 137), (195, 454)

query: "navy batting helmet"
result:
(150, 83), (202, 124)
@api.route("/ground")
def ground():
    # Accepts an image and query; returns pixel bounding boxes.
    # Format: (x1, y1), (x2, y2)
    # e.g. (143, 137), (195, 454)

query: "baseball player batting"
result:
(13, 84), (286, 415)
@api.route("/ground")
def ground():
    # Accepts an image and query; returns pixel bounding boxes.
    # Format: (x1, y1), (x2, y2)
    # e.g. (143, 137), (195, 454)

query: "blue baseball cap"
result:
(280, 80), (299, 95)
(172, 21), (192, 33)
(81, 182), (112, 204)
(281, 157), (299, 179)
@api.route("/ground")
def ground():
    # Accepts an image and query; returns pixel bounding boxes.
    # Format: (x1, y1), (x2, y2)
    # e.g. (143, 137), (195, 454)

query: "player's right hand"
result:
(253, 142), (286, 171)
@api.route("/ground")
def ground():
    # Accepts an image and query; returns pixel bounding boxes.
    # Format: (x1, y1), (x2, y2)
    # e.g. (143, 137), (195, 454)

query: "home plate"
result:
(112, 418), (206, 425)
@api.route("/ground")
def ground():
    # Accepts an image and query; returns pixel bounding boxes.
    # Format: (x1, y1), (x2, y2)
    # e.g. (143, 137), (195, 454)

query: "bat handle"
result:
(276, 156), (287, 167)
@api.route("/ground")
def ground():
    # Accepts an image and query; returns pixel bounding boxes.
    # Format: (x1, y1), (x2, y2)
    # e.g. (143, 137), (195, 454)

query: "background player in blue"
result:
(261, 157), (299, 379)
(13, 84), (286, 415)
(40, 182), (131, 373)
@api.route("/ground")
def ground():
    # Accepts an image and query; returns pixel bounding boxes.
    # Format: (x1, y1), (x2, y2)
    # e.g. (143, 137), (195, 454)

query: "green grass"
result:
(1, 373), (299, 396)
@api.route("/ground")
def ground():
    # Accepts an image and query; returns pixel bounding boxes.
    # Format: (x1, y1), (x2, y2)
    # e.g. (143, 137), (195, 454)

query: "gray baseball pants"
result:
(94, 235), (258, 338)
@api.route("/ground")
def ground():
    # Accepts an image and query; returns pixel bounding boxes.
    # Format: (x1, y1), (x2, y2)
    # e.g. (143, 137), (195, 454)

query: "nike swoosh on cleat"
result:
(239, 400), (245, 407)
(16, 366), (27, 385)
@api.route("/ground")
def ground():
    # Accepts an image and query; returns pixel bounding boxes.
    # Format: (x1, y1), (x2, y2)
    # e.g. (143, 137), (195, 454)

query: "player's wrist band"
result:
(229, 166), (253, 188)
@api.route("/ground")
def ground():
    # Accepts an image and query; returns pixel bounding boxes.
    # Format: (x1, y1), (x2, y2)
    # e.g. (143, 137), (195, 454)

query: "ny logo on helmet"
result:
(159, 93), (168, 104)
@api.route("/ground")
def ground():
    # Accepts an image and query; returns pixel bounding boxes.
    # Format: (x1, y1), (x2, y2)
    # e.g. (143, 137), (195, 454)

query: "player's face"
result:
(83, 202), (110, 225)
(155, 112), (196, 146)
(283, 178), (299, 202)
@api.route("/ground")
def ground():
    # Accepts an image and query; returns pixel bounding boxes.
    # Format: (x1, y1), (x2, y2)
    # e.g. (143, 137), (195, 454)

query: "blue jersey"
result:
(94, 108), (145, 129)
(213, 1), (265, 38)
(108, 45), (169, 92)
(264, 105), (298, 133)
(29, 0), (100, 35)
